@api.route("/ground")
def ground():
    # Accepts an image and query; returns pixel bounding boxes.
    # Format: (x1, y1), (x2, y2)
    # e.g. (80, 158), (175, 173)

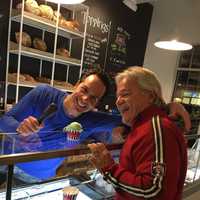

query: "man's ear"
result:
(148, 91), (156, 104)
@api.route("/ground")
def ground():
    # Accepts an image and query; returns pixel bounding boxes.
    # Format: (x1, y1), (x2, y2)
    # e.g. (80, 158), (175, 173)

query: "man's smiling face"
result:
(64, 74), (106, 118)
(116, 77), (151, 126)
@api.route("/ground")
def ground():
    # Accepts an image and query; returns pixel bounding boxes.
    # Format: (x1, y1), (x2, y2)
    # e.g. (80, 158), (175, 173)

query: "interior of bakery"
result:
(0, 0), (200, 199)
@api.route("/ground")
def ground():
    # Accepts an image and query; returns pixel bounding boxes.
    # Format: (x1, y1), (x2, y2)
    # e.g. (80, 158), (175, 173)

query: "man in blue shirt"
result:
(0, 71), (122, 183)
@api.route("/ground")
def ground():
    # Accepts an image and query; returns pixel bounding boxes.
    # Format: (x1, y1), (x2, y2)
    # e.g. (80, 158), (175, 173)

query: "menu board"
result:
(81, 7), (111, 74)
(106, 25), (131, 82)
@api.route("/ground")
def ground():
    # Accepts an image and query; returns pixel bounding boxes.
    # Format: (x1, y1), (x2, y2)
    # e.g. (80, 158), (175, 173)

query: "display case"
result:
(1, 132), (200, 199)
(5, 0), (89, 108)
(0, 131), (122, 200)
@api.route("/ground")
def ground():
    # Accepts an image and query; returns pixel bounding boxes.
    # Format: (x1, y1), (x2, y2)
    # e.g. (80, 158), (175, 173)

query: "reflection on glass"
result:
(182, 97), (190, 104)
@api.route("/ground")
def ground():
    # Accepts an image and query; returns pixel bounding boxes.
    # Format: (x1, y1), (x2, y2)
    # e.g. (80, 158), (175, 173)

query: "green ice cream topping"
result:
(63, 122), (83, 132)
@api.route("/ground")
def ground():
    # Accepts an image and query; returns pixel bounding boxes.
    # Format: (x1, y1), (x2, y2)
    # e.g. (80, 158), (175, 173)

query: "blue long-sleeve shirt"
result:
(0, 85), (121, 180)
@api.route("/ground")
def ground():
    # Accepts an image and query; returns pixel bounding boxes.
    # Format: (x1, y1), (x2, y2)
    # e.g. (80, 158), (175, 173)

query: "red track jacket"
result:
(102, 105), (187, 200)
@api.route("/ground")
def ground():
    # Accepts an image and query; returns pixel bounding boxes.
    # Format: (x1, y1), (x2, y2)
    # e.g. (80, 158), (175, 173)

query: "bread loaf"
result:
(56, 48), (70, 57)
(15, 32), (32, 47)
(39, 4), (54, 20)
(23, 74), (36, 82)
(59, 19), (80, 31)
(35, 77), (51, 84)
(25, 0), (41, 16)
(33, 38), (47, 52)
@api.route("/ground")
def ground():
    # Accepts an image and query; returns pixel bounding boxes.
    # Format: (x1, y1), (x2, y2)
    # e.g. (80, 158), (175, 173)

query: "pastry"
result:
(60, 19), (80, 31)
(23, 74), (36, 82)
(39, 4), (54, 20)
(35, 77), (51, 84)
(15, 32), (32, 47)
(25, 0), (41, 16)
(56, 48), (70, 57)
(33, 38), (47, 52)
(8, 73), (26, 82)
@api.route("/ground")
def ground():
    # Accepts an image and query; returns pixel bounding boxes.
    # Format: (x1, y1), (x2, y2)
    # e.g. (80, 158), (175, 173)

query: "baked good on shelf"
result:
(23, 74), (36, 83)
(8, 73), (37, 84)
(35, 76), (51, 84)
(8, 73), (25, 82)
(39, 4), (54, 20)
(25, 0), (41, 16)
(60, 19), (80, 31)
(54, 80), (74, 90)
(15, 32), (32, 47)
(71, 20), (80, 30)
(33, 38), (47, 52)
(56, 48), (70, 57)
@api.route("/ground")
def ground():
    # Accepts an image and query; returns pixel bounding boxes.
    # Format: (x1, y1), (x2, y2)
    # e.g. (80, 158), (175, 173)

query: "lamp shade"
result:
(46, 0), (86, 4)
(154, 40), (193, 51)
(123, 0), (137, 12)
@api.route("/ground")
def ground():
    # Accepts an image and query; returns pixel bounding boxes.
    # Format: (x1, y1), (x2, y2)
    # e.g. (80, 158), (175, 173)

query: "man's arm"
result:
(0, 85), (46, 134)
(168, 102), (191, 132)
(88, 117), (184, 198)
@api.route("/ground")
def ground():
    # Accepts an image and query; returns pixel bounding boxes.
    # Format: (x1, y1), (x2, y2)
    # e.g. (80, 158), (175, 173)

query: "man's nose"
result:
(82, 94), (90, 102)
(116, 96), (122, 106)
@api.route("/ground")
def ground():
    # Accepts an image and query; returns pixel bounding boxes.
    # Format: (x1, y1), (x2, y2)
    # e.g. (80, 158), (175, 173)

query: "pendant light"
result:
(46, 0), (86, 4)
(154, 40), (193, 51)
(154, 28), (193, 51)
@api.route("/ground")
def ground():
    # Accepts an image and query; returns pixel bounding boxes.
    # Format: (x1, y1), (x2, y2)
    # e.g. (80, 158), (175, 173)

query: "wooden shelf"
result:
(10, 42), (81, 66)
(11, 9), (84, 39)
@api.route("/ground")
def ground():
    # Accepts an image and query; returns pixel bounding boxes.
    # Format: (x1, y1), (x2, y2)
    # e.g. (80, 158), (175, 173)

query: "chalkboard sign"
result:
(83, 0), (153, 109)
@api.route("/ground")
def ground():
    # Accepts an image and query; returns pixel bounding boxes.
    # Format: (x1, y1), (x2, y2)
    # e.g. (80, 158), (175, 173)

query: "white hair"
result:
(115, 66), (165, 104)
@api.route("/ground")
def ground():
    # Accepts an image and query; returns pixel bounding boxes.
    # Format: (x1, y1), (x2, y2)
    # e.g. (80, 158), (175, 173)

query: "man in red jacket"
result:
(88, 66), (188, 200)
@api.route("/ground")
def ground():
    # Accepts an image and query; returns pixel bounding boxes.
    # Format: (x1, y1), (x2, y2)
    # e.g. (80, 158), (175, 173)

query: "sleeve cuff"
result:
(101, 159), (116, 173)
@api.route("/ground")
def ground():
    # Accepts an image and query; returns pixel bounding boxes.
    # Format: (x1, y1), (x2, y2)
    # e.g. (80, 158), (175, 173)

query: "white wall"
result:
(143, 0), (200, 102)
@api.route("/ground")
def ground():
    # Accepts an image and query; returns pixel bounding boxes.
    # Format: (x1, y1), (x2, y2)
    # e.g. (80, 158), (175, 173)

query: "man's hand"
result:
(168, 102), (191, 132)
(88, 143), (114, 170)
(16, 116), (44, 136)
(112, 126), (127, 143)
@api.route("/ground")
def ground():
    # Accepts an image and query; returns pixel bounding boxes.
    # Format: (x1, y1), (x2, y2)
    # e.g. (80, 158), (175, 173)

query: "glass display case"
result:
(1, 132), (200, 199)
(0, 131), (122, 200)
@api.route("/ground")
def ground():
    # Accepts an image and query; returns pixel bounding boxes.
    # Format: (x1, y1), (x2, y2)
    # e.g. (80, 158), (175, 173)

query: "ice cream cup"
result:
(63, 186), (79, 200)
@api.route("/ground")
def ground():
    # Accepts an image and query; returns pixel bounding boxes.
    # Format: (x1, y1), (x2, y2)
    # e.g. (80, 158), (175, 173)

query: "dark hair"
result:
(80, 69), (110, 100)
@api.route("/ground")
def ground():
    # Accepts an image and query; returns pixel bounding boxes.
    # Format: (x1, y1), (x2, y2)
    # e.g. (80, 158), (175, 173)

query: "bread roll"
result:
(60, 20), (74, 29)
(15, 32), (32, 47)
(39, 5), (54, 20)
(60, 19), (80, 31)
(35, 77), (51, 84)
(8, 73), (26, 82)
(56, 48), (70, 57)
(25, 0), (41, 16)
(23, 74), (36, 82)
(33, 38), (47, 52)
